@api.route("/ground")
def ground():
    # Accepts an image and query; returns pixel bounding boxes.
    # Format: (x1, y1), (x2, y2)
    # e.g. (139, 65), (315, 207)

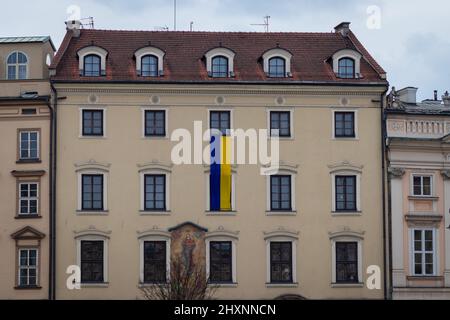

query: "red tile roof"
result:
(51, 29), (387, 84)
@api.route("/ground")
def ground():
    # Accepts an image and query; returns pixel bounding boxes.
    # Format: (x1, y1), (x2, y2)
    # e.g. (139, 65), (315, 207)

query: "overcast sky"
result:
(3, 0), (449, 100)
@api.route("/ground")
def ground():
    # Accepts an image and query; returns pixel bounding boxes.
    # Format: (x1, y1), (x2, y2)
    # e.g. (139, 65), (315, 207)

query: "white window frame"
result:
(267, 108), (294, 139)
(79, 107), (107, 138)
(77, 46), (108, 76)
(19, 130), (40, 160)
(262, 48), (292, 77)
(141, 107), (168, 139)
(18, 248), (38, 287)
(410, 228), (438, 276)
(6, 51), (28, 80)
(332, 49), (362, 78)
(330, 236), (363, 286)
(205, 48), (235, 77)
(411, 174), (434, 197)
(139, 234), (171, 284)
(140, 170), (170, 213)
(266, 172), (296, 214)
(76, 236), (109, 285)
(332, 109), (359, 140)
(265, 236), (297, 286)
(77, 170), (108, 213)
(205, 234), (238, 285)
(331, 172), (361, 214)
(135, 47), (165, 76)
(18, 182), (39, 216)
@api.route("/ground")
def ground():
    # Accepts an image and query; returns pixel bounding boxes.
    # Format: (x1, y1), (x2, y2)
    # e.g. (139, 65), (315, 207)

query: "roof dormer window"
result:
(135, 47), (165, 77)
(77, 46), (108, 77)
(262, 48), (292, 78)
(332, 49), (362, 79)
(7, 51), (28, 80)
(205, 47), (235, 78)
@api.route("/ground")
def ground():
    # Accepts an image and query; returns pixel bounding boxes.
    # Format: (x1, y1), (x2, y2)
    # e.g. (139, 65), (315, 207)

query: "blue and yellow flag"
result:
(210, 135), (232, 211)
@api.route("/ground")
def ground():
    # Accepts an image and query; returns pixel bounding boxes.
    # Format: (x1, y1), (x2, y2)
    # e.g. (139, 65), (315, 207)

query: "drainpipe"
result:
(48, 82), (58, 300)
(380, 86), (389, 300)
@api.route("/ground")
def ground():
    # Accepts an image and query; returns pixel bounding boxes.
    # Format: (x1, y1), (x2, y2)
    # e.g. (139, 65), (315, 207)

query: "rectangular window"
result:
(336, 242), (358, 283)
(270, 111), (291, 137)
(145, 110), (166, 137)
(335, 176), (357, 212)
(19, 131), (39, 160)
(335, 112), (355, 138)
(8, 65), (16, 80)
(82, 110), (103, 136)
(82, 174), (104, 211)
(270, 242), (293, 283)
(143, 241), (166, 283)
(209, 241), (232, 283)
(413, 176), (432, 196)
(412, 229), (435, 276)
(270, 175), (292, 211)
(80, 241), (104, 283)
(18, 249), (38, 287)
(210, 111), (230, 136)
(19, 182), (39, 215)
(144, 175), (166, 211)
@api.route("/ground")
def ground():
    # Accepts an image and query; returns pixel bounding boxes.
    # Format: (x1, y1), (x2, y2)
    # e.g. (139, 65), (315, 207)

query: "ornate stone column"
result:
(440, 170), (450, 287)
(389, 167), (406, 288)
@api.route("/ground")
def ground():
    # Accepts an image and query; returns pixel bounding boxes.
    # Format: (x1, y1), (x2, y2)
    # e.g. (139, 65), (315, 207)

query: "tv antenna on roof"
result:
(79, 17), (94, 29)
(251, 15), (270, 32)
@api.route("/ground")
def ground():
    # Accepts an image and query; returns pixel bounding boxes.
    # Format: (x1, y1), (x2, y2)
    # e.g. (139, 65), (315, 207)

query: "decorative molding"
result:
(441, 170), (450, 180)
(262, 161), (298, 175)
(168, 221), (208, 232)
(328, 161), (363, 174)
(74, 159), (111, 172)
(11, 226), (45, 240)
(11, 170), (46, 177)
(263, 227), (299, 240)
(74, 227), (112, 239)
(405, 215), (443, 228)
(137, 160), (173, 173)
(137, 226), (171, 239)
(205, 226), (240, 240)
(328, 227), (365, 240)
(203, 164), (238, 174)
(389, 167), (406, 179)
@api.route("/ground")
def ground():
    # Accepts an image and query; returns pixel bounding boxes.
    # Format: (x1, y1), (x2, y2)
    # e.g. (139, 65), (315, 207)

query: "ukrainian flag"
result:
(210, 134), (232, 211)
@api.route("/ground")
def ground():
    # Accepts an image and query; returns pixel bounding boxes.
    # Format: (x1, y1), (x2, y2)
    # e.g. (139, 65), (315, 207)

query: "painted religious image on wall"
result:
(170, 223), (207, 273)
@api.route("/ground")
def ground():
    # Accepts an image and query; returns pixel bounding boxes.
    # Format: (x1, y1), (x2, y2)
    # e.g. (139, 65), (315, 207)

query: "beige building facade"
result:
(387, 87), (450, 299)
(49, 22), (388, 299)
(0, 37), (55, 299)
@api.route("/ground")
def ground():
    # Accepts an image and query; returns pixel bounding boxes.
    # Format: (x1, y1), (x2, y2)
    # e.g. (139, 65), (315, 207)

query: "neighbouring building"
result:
(0, 36), (55, 299)
(50, 21), (388, 299)
(386, 87), (450, 299)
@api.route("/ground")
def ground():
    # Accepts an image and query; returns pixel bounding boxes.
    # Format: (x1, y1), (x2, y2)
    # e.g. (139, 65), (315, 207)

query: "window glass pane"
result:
(210, 241), (232, 283)
(141, 55), (158, 77)
(84, 55), (101, 76)
(83, 110), (103, 136)
(212, 56), (228, 77)
(144, 241), (167, 283)
(335, 112), (355, 138)
(270, 242), (292, 283)
(336, 242), (358, 283)
(81, 241), (104, 283)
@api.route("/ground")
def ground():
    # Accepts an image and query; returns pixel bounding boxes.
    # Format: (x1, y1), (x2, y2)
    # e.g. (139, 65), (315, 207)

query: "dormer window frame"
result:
(262, 48), (292, 78)
(135, 47), (165, 77)
(205, 47), (235, 78)
(332, 49), (362, 79)
(77, 46), (108, 77)
(6, 51), (29, 80)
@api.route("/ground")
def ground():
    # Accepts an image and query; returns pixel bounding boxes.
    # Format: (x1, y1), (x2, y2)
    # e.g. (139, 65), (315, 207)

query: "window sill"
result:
(332, 211), (362, 217)
(266, 211), (297, 216)
(16, 159), (42, 164)
(80, 282), (109, 288)
(142, 136), (169, 140)
(268, 136), (294, 141)
(209, 283), (238, 288)
(205, 211), (237, 216)
(76, 210), (109, 216)
(79, 136), (107, 140)
(138, 282), (168, 288)
(408, 196), (439, 201)
(15, 215), (42, 219)
(266, 283), (298, 288)
(14, 285), (42, 290)
(332, 137), (359, 141)
(331, 283), (364, 288)
(140, 210), (171, 216)
(407, 276), (443, 281)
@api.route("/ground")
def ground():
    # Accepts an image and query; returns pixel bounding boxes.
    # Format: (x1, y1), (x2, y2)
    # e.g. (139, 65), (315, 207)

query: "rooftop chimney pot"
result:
(65, 20), (81, 38)
(334, 22), (351, 37)
(443, 91), (450, 106)
(397, 87), (418, 104)
(434, 90), (438, 101)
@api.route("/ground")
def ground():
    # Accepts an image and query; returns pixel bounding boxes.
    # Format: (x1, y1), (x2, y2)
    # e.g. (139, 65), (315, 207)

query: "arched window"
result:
(7, 51), (28, 80)
(141, 55), (158, 77)
(338, 58), (355, 79)
(268, 57), (286, 78)
(211, 56), (229, 78)
(83, 54), (101, 77)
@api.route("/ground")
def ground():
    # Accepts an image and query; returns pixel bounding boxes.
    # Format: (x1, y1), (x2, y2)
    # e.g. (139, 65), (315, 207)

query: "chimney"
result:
(397, 87), (418, 104)
(443, 91), (450, 106)
(334, 22), (351, 37)
(65, 20), (81, 37)
(434, 90), (438, 101)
